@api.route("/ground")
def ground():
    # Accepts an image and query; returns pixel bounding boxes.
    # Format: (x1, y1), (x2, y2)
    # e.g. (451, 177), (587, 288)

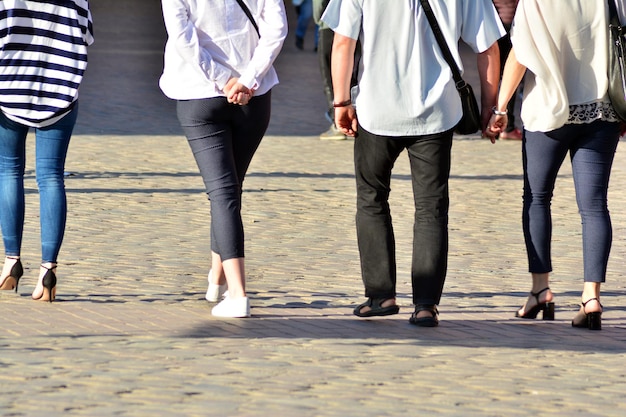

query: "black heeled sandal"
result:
(571, 298), (602, 330)
(515, 287), (555, 320)
(32, 264), (57, 303)
(0, 257), (24, 292)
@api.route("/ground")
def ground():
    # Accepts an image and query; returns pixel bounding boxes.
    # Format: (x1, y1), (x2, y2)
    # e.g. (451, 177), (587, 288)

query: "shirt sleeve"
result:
(322, 0), (362, 40)
(161, 0), (232, 90)
(237, 0), (288, 90)
(460, 0), (506, 53)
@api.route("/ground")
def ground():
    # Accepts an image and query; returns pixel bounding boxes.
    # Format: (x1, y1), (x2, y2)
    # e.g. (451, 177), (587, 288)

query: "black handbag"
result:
(607, 0), (626, 121)
(419, 0), (481, 134)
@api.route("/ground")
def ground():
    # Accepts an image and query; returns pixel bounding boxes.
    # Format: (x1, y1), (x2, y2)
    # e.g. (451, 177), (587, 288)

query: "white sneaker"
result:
(211, 296), (250, 318)
(205, 269), (228, 302)
(319, 124), (347, 140)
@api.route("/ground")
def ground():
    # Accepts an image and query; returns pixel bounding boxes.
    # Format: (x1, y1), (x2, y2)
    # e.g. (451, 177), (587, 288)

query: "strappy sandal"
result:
(409, 305), (439, 327)
(353, 298), (399, 318)
(571, 298), (602, 330)
(515, 287), (555, 320)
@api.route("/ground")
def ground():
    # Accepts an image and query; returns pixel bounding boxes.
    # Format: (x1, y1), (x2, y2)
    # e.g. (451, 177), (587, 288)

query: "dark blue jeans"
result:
(0, 107), (77, 262)
(354, 126), (453, 305)
(523, 120), (620, 282)
(177, 92), (271, 261)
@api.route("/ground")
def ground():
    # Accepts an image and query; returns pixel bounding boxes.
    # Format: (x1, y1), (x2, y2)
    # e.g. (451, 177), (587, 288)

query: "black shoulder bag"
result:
(419, 0), (481, 134)
(607, 0), (626, 121)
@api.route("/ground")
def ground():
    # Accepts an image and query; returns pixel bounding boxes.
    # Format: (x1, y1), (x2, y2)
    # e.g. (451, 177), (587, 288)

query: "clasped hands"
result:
(483, 112), (508, 144)
(224, 77), (253, 106)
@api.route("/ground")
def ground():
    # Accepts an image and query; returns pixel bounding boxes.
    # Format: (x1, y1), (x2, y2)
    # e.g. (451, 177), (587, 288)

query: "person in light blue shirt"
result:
(323, 0), (505, 326)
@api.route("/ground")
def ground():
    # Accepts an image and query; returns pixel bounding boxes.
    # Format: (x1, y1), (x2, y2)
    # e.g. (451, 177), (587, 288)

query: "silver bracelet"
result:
(492, 106), (508, 116)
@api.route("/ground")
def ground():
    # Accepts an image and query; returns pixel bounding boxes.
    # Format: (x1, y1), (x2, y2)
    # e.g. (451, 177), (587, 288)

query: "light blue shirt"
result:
(322, 0), (505, 136)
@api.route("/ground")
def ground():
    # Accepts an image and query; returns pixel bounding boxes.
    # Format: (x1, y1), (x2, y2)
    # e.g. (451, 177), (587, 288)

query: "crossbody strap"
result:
(235, 0), (260, 38)
(419, 0), (464, 87)
(608, 0), (623, 27)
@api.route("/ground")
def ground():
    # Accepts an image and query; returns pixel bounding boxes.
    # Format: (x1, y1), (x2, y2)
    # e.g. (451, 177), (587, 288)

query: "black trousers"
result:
(354, 126), (452, 305)
(176, 92), (271, 261)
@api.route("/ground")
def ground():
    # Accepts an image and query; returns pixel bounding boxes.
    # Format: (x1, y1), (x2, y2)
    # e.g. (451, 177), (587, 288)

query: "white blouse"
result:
(159, 0), (287, 100)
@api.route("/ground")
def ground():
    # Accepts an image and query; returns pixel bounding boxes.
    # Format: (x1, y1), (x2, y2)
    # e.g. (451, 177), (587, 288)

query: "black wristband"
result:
(333, 99), (352, 108)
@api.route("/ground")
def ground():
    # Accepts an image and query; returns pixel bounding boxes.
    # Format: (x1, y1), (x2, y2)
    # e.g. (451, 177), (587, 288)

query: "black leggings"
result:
(177, 92), (271, 261)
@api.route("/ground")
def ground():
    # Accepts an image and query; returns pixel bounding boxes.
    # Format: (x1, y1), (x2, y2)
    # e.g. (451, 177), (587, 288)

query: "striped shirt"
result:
(0, 0), (94, 127)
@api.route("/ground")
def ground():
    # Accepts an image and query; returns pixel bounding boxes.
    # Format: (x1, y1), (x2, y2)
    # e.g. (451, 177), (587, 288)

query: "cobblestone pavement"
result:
(1, 1), (625, 416)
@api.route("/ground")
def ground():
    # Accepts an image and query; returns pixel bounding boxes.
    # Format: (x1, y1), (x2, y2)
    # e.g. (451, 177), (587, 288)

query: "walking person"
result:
(313, 0), (360, 140)
(159, 0), (288, 318)
(486, 0), (626, 330)
(294, 0), (318, 51)
(0, 0), (94, 302)
(492, 0), (522, 140)
(323, 0), (504, 326)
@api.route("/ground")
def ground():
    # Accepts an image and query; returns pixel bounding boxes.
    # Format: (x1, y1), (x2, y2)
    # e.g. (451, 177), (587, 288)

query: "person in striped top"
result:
(0, 0), (94, 302)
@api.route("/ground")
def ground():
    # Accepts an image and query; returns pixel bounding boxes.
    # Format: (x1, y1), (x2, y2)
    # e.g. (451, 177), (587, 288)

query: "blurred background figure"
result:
(294, 0), (318, 51)
(493, 0), (522, 140)
(314, 0), (360, 140)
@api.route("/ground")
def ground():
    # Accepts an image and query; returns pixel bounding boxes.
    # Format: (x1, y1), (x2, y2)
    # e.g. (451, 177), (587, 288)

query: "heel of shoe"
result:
(33, 264), (57, 302)
(542, 302), (555, 320)
(0, 257), (23, 292)
(42, 269), (57, 303)
(587, 312), (602, 330)
(205, 269), (228, 302)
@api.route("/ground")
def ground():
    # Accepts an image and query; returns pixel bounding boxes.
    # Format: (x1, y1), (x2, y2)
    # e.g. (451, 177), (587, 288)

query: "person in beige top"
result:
(486, 0), (626, 331)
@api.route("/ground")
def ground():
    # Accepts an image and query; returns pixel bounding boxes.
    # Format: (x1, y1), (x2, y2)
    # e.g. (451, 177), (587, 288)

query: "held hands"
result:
(484, 108), (508, 144)
(224, 77), (253, 106)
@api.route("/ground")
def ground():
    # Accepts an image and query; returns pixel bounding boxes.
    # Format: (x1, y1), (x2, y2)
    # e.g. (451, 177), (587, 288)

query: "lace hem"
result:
(568, 101), (620, 124)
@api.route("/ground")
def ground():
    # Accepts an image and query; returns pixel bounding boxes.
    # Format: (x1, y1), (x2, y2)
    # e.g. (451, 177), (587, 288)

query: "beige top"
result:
(511, 0), (623, 131)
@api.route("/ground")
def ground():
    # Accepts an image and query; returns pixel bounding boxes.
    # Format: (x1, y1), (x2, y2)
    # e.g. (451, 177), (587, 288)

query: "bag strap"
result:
(419, 0), (465, 88)
(608, 0), (619, 22)
(235, 0), (260, 38)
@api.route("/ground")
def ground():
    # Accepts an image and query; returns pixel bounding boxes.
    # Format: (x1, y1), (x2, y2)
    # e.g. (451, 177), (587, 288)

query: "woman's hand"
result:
(224, 78), (253, 105)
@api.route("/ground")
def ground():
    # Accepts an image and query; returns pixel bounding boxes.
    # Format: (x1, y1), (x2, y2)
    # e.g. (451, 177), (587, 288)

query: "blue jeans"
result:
(295, 0), (318, 45)
(523, 120), (620, 282)
(0, 107), (77, 262)
(354, 126), (452, 305)
(176, 93), (271, 261)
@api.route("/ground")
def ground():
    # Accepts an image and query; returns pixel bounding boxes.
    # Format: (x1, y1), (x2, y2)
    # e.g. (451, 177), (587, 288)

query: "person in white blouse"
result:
(160, 0), (287, 318)
(487, 0), (626, 330)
